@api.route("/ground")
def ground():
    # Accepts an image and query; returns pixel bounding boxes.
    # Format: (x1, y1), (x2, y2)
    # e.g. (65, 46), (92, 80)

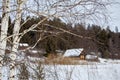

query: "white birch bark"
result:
(9, 0), (26, 80)
(12, 0), (24, 54)
(0, 0), (10, 79)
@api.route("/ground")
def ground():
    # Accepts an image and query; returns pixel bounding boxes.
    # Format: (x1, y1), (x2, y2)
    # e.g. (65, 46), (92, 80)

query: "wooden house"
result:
(63, 48), (85, 60)
(79, 50), (86, 60)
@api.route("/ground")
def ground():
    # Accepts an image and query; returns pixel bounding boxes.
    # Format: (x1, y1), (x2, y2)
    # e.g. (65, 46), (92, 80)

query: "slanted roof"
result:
(63, 48), (84, 57)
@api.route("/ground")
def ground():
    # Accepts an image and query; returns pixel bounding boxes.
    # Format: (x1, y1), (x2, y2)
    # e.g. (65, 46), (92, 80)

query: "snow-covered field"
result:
(1, 58), (120, 80)
(44, 59), (120, 80)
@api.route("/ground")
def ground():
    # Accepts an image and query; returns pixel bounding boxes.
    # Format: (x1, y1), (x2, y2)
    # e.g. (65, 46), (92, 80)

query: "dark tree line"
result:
(0, 16), (120, 59)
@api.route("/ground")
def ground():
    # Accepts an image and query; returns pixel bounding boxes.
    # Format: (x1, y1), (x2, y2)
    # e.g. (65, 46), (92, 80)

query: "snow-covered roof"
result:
(31, 50), (38, 53)
(63, 48), (84, 57)
(19, 43), (29, 46)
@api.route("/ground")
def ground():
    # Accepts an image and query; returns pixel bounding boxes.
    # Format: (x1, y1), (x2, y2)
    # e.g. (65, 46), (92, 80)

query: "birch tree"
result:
(0, 0), (112, 79)
(9, 0), (26, 80)
(0, 0), (10, 79)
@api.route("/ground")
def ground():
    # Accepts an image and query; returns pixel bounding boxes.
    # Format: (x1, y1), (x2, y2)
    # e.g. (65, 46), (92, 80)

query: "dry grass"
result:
(44, 54), (87, 65)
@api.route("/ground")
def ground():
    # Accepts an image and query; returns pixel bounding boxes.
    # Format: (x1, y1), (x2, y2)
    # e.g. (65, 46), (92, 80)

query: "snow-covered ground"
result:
(44, 59), (120, 80)
(44, 64), (120, 80)
(1, 58), (120, 80)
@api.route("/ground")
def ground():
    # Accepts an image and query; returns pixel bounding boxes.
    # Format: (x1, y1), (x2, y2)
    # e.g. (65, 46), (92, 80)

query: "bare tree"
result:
(0, 0), (10, 79)
(9, 0), (27, 80)
(26, 0), (111, 24)
(0, 0), (112, 80)
(22, 0), (111, 48)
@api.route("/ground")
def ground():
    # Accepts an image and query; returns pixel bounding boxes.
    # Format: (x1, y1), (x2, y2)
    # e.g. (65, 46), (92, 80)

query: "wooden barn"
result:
(63, 48), (85, 60)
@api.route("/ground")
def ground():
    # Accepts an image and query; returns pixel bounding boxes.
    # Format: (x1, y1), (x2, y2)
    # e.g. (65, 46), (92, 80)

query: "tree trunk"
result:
(9, 0), (26, 80)
(0, 0), (10, 79)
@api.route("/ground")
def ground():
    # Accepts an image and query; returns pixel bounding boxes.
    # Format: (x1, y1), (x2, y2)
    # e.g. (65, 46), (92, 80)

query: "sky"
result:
(12, 0), (120, 33)
(84, 0), (120, 32)
(0, 0), (120, 32)
(107, 0), (120, 32)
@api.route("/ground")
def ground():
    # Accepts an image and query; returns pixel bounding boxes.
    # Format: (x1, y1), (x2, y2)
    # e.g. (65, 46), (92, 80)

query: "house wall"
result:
(80, 55), (85, 60)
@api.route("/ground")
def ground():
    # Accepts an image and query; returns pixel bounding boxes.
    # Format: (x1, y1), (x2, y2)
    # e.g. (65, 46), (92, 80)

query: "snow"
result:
(19, 43), (29, 46)
(31, 50), (38, 53)
(63, 48), (84, 57)
(44, 61), (120, 80)
(86, 54), (98, 60)
(2, 57), (120, 80)
(27, 56), (44, 61)
(0, 46), (118, 80)
(1, 66), (9, 80)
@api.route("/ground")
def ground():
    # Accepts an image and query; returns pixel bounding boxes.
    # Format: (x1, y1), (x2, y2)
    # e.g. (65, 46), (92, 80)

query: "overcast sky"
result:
(0, 0), (120, 32)
(108, 0), (120, 32)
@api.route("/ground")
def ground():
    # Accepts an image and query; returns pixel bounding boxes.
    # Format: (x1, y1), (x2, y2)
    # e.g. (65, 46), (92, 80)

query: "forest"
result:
(1, 16), (120, 59)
